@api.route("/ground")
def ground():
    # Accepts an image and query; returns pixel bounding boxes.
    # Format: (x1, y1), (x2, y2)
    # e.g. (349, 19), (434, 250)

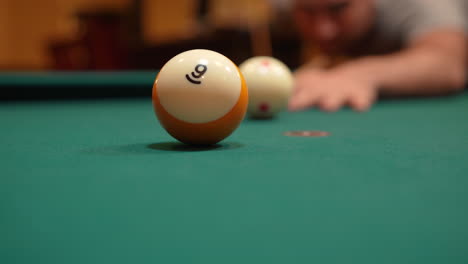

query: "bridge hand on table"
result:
(288, 68), (378, 112)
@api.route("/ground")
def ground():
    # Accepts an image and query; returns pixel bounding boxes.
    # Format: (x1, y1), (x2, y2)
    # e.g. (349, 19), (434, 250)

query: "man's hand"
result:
(288, 67), (378, 112)
(289, 30), (466, 113)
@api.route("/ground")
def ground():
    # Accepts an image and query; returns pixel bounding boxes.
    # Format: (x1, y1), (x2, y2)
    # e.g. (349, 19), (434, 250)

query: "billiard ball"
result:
(152, 49), (248, 145)
(239, 56), (293, 118)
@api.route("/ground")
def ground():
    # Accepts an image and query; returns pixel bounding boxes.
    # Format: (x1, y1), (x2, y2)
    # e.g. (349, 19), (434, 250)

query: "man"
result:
(288, 0), (467, 112)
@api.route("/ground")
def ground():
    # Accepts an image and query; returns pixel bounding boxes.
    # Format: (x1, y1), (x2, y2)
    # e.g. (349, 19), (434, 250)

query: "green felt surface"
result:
(1, 93), (468, 264)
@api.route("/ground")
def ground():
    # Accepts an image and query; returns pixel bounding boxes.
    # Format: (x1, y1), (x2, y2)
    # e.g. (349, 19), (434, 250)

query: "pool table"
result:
(1, 72), (468, 264)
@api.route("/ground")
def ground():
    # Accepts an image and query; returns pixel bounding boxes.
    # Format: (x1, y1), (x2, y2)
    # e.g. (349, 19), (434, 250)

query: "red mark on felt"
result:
(259, 103), (270, 112)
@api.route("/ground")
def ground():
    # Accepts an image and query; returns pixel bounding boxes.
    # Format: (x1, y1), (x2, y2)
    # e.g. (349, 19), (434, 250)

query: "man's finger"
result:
(318, 92), (346, 112)
(348, 89), (376, 112)
(288, 88), (322, 111)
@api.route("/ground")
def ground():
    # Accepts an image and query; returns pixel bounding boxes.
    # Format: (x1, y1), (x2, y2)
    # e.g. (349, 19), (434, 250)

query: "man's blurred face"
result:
(293, 0), (375, 54)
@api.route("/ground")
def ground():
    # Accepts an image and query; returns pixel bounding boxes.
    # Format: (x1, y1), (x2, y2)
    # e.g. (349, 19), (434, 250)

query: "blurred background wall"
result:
(0, 0), (129, 69)
(0, 0), (299, 71)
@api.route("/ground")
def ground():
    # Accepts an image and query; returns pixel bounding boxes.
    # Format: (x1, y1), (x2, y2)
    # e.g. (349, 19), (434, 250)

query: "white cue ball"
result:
(239, 56), (293, 118)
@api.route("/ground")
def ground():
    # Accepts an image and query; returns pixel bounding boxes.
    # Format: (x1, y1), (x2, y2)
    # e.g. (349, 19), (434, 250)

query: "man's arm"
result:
(289, 30), (467, 112)
(333, 30), (467, 96)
